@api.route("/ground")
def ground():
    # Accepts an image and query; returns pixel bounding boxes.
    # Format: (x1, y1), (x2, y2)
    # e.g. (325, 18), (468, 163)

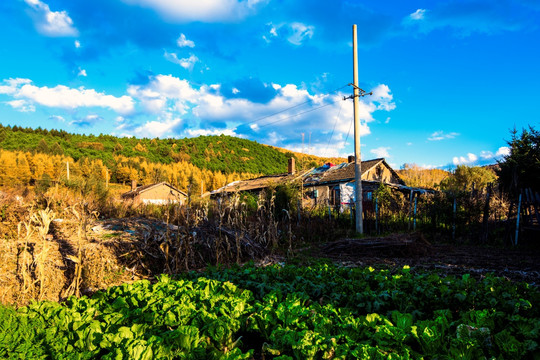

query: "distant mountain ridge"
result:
(0, 124), (344, 176)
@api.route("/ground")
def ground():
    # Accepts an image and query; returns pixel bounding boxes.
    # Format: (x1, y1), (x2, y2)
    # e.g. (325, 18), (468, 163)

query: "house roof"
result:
(121, 182), (187, 199)
(211, 169), (311, 195)
(212, 158), (407, 196)
(304, 158), (406, 186)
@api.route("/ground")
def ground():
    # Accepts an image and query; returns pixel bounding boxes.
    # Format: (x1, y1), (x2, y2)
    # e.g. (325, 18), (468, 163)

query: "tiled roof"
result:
(211, 170), (309, 194)
(212, 157), (405, 196)
(304, 158), (388, 185)
(306, 159), (384, 183)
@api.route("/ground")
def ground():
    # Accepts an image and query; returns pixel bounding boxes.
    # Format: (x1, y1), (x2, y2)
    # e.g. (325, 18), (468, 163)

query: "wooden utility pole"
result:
(66, 161), (70, 181)
(353, 24), (363, 234)
(343, 25), (372, 234)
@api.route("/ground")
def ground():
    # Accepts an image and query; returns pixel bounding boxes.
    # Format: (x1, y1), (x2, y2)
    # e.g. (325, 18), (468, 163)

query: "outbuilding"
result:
(121, 181), (187, 205)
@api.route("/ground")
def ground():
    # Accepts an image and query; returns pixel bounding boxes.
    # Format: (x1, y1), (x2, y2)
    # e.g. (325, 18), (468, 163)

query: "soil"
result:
(302, 233), (540, 285)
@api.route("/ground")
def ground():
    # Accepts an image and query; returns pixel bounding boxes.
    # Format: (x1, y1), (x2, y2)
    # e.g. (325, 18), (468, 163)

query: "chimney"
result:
(288, 158), (296, 174)
(131, 180), (137, 191)
(348, 155), (355, 163)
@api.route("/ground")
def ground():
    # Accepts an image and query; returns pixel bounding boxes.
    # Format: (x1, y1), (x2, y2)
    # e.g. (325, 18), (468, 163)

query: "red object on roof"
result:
(326, 162), (335, 167)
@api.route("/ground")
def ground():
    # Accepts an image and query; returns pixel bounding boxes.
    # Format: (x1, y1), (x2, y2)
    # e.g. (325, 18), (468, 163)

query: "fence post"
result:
(375, 196), (379, 234)
(408, 189), (413, 231)
(297, 199), (301, 225)
(413, 194), (418, 231)
(452, 196), (457, 242)
(481, 184), (492, 243)
(515, 192), (522, 246)
(327, 199), (332, 220)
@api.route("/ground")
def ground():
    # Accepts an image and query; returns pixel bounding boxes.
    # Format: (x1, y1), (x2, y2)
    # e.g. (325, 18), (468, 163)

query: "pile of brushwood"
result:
(1, 262), (539, 359)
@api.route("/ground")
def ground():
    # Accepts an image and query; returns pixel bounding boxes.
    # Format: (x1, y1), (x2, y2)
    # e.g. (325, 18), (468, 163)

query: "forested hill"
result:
(0, 124), (342, 175)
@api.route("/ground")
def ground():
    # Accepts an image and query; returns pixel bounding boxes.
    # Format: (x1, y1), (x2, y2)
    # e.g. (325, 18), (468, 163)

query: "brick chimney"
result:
(288, 158), (296, 174)
(131, 180), (137, 191)
(348, 155), (355, 163)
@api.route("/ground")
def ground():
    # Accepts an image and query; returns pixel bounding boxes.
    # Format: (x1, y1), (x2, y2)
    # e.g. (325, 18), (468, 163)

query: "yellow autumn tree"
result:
(16, 152), (32, 185)
(0, 151), (17, 186)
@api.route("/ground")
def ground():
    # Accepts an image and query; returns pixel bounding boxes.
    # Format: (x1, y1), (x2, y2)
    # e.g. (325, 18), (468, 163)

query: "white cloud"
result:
(126, 74), (394, 149)
(114, 116), (130, 132)
(122, 0), (266, 22)
(185, 128), (240, 137)
(384, 117), (390, 124)
(128, 74), (198, 114)
(287, 23), (314, 45)
(453, 153), (478, 165)
(496, 146), (510, 157)
(49, 115), (65, 122)
(0, 78), (134, 115)
(164, 52), (199, 70)
(78, 68), (87, 77)
(74, 40), (81, 48)
(0, 78), (32, 94)
(6, 100), (35, 112)
(409, 9), (427, 20)
(403, 4), (523, 36)
(86, 114), (100, 120)
(24, 0), (78, 37)
(176, 33), (195, 48)
(371, 84), (396, 111)
(133, 117), (183, 138)
(480, 146), (511, 160)
(370, 146), (391, 158)
(70, 114), (103, 127)
(480, 150), (494, 159)
(428, 130), (459, 141)
(268, 131), (284, 145)
(419, 164), (443, 169)
(293, 133), (351, 158)
(264, 22), (315, 46)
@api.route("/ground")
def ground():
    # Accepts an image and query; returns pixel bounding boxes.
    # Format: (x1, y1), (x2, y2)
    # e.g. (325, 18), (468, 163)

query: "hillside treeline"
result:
(397, 164), (450, 189)
(397, 163), (498, 191)
(0, 149), (254, 194)
(0, 124), (340, 176)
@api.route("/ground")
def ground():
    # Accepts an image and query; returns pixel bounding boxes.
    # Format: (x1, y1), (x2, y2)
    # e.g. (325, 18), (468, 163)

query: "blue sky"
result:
(0, 0), (539, 169)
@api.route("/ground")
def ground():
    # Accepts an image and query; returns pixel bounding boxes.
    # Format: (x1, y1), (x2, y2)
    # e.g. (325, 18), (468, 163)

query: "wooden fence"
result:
(309, 187), (539, 244)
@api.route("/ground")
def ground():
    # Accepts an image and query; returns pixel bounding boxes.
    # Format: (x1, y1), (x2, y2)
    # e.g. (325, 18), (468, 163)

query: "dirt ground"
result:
(303, 233), (540, 285)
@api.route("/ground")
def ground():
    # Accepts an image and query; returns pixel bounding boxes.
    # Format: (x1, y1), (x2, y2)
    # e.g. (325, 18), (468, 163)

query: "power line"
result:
(257, 101), (336, 129)
(344, 117), (353, 146)
(242, 84), (349, 127)
(324, 100), (344, 157)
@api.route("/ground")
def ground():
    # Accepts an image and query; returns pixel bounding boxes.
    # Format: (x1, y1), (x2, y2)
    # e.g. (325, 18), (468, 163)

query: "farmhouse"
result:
(303, 157), (407, 209)
(121, 181), (187, 205)
(211, 157), (431, 211)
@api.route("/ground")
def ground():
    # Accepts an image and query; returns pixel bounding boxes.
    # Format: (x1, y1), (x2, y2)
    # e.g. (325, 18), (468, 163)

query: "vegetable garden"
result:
(2, 263), (539, 359)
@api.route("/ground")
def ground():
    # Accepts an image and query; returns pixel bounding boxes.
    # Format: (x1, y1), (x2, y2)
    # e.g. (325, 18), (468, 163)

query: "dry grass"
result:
(0, 180), (516, 308)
